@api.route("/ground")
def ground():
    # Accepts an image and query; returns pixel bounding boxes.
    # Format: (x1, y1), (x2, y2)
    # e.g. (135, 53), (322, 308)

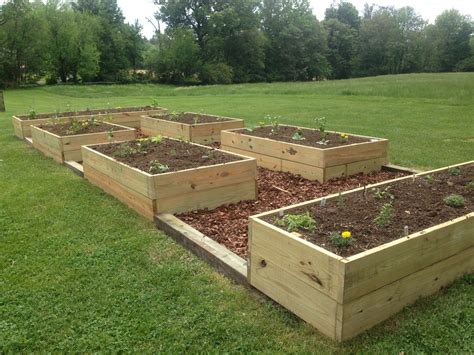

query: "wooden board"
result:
(141, 113), (244, 144)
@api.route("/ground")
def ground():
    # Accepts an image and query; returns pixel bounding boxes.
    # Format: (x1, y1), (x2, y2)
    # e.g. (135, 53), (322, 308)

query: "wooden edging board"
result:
(221, 125), (389, 182)
(141, 112), (245, 144)
(81, 139), (258, 220)
(12, 107), (167, 139)
(248, 160), (474, 341)
(31, 123), (137, 163)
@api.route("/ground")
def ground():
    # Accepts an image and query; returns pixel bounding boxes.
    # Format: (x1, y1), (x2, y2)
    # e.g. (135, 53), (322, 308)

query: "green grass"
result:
(1, 73), (473, 352)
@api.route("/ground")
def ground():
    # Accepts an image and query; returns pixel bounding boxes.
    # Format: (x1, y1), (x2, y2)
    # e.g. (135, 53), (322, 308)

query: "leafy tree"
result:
(325, 1), (360, 29)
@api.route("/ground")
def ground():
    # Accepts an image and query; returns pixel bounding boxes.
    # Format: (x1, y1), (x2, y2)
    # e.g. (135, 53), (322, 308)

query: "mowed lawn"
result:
(0, 73), (473, 352)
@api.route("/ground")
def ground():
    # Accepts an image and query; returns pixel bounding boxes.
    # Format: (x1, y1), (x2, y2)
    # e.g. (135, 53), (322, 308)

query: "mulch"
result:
(178, 168), (407, 258)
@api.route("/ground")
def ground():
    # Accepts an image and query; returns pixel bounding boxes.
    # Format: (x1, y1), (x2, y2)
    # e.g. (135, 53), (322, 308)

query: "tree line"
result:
(0, 0), (473, 87)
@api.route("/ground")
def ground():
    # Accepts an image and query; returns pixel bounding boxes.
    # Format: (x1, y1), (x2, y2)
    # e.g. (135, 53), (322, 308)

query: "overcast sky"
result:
(117, 0), (474, 39)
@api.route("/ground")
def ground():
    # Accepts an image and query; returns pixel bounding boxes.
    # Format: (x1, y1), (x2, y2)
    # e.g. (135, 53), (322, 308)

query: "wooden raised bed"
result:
(12, 106), (167, 139)
(31, 123), (136, 163)
(141, 112), (244, 144)
(221, 125), (388, 182)
(81, 140), (257, 220)
(248, 161), (473, 341)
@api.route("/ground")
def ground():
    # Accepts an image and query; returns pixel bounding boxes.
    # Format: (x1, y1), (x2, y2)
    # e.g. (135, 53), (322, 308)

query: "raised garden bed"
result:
(141, 112), (244, 144)
(248, 161), (473, 341)
(82, 138), (257, 220)
(31, 120), (136, 163)
(12, 106), (167, 139)
(221, 125), (388, 182)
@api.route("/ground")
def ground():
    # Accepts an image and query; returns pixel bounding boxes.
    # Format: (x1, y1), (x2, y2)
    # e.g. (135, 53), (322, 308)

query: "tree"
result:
(325, 1), (360, 29)
(262, 0), (330, 81)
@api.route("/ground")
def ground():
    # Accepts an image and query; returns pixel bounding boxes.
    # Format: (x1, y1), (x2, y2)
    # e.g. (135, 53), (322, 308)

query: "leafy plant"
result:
(448, 167), (461, 176)
(292, 128), (305, 141)
(265, 115), (281, 134)
(151, 97), (160, 108)
(66, 118), (83, 135)
(258, 121), (266, 128)
(150, 135), (164, 144)
(374, 203), (393, 227)
(193, 116), (200, 124)
(444, 194), (465, 208)
(339, 133), (349, 143)
(276, 212), (316, 233)
(28, 109), (37, 120)
(330, 231), (354, 247)
(337, 193), (345, 209)
(149, 160), (170, 174)
(425, 175), (435, 184)
(113, 143), (139, 158)
(314, 117), (328, 144)
(106, 129), (114, 141)
(467, 180), (474, 190)
(372, 186), (394, 200)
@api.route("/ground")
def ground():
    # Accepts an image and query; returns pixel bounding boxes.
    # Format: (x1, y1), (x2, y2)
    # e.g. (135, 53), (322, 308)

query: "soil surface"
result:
(150, 113), (234, 125)
(93, 138), (243, 173)
(178, 168), (407, 258)
(39, 122), (126, 136)
(263, 164), (474, 257)
(19, 106), (159, 120)
(237, 126), (373, 148)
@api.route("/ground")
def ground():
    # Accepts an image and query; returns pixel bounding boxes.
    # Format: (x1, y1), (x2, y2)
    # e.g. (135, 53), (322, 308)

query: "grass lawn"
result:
(1, 73), (473, 352)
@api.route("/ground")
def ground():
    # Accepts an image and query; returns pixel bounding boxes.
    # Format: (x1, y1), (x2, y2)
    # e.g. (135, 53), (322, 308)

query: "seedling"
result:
(330, 231), (354, 247)
(292, 128), (305, 141)
(337, 193), (345, 209)
(258, 121), (266, 129)
(374, 203), (393, 227)
(339, 133), (349, 143)
(467, 180), (474, 190)
(113, 143), (139, 158)
(314, 117), (328, 144)
(424, 175), (435, 184)
(151, 97), (160, 108)
(265, 115), (281, 134)
(443, 194), (465, 208)
(193, 116), (200, 125)
(170, 149), (177, 157)
(448, 167), (461, 176)
(28, 109), (37, 120)
(149, 160), (170, 174)
(276, 212), (317, 233)
(150, 135), (164, 144)
(106, 129), (114, 141)
(66, 118), (83, 135)
(372, 186), (394, 200)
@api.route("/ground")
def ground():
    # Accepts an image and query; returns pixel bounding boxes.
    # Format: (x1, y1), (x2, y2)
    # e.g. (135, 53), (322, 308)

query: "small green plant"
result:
(150, 135), (164, 144)
(337, 193), (345, 209)
(170, 149), (177, 157)
(292, 128), (305, 141)
(338, 133), (349, 143)
(265, 115), (281, 134)
(106, 129), (114, 141)
(28, 109), (37, 120)
(448, 167), (461, 176)
(467, 180), (474, 190)
(374, 203), (393, 227)
(424, 175), (435, 184)
(330, 231), (354, 247)
(113, 143), (139, 158)
(443, 194), (465, 208)
(372, 186), (394, 200)
(103, 113), (113, 123)
(245, 123), (256, 132)
(314, 117), (328, 142)
(149, 160), (170, 174)
(276, 212), (316, 233)
(66, 118), (83, 135)
(258, 121), (266, 128)
(193, 116), (200, 125)
(151, 97), (160, 108)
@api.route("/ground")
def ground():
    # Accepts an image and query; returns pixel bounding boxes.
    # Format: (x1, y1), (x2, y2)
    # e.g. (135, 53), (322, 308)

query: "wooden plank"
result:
(31, 126), (63, 163)
(343, 213), (474, 302)
(155, 180), (257, 214)
(81, 146), (154, 198)
(141, 116), (192, 140)
(221, 131), (290, 161)
(83, 163), (155, 220)
(345, 156), (388, 176)
(323, 140), (388, 167)
(341, 246), (474, 340)
(64, 161), (84, 177)
(281, 159), (325, 181)
(152, 159), (257, 199)
(61, 128), (135, 152)
(221, 145), (282, 171)
(63, 149), (82, 162)
(155, 214), (249, 285)
(249, 250), (340, 339)
(12, 117), (24, 139)
(250, 218), (345, 302)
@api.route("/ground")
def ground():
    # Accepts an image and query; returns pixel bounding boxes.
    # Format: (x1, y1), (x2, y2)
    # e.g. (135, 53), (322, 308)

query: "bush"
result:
(200, 63), (234, 84)
(444, 194), (465, 208)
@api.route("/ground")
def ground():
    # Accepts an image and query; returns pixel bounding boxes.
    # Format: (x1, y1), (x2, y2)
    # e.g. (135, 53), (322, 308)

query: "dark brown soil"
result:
(19, 106), (158, 120)
(39, 122), (125, 136)
(263, 164), (474, 257)
(178, 168), (407, 258)
(93, 138), (243, 173)
(150, 113), (234, 125)
(237, 126), (372, 148)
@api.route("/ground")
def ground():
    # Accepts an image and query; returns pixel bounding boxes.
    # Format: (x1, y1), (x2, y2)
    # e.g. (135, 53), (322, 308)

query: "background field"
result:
(1, 73), (473, 352)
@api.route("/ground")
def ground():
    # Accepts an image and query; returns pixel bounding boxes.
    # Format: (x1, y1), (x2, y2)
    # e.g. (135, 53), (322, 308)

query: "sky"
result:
(118, 0), (474, 39)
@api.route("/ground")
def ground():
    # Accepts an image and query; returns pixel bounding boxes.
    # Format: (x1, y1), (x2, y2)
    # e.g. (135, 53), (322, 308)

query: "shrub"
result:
(444, 194), (465, 208)
(200, 63), (234, 85)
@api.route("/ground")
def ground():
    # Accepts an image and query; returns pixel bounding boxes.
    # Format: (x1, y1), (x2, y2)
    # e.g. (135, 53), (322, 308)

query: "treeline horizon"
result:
(0, 0), (473, 87)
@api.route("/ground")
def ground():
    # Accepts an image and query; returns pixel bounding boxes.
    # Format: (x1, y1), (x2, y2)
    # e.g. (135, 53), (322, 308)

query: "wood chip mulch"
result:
(178, 168), (407, 258)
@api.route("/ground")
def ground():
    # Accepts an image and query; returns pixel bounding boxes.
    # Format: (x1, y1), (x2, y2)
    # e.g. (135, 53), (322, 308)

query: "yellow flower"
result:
(342, 231), (352, 239)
